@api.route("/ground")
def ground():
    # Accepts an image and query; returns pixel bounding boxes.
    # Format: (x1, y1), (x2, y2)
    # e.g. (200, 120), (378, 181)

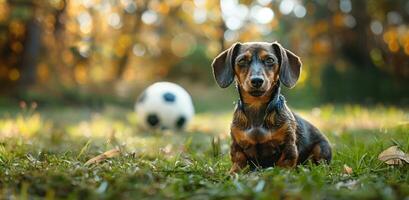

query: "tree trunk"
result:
(19, 18), (42, 87)
(115, 4), (146, 80)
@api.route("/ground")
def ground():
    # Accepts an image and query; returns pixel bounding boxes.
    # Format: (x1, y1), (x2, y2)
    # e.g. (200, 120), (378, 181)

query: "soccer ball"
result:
(135, 82), (195, 130)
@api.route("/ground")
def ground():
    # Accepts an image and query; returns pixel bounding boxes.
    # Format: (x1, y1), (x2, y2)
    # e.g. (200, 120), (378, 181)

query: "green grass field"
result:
(1, 103), (409, 199)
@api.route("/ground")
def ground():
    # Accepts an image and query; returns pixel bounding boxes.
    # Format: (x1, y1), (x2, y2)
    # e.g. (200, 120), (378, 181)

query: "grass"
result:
(0, 103), (409, 199)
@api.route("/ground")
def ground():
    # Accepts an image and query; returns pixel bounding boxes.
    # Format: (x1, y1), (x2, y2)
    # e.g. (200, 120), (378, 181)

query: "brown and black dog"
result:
(211, 42), (332, 173)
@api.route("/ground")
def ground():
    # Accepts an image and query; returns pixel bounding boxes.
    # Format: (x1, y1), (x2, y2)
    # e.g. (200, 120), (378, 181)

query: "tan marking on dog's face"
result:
(234, 50), (252, 87)
(240, 89), (271, 108)
(233, 44), (280, 106)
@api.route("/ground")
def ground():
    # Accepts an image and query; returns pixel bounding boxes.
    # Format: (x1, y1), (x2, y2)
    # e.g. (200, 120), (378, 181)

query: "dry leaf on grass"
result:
(85, 148), (121, 166)
(343, 164), (353, 174)
(378, 146), (409, 165)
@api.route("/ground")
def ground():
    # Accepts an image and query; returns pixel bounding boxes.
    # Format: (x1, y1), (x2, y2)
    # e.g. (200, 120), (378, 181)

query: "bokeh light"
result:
(279, 0), (295, 15)
(0, 0), (407, 104)
(339, 0), (352, 13)
(141, 10), (158, 25)
(370, 20), (383, 35)
(250, 6), (274, 24)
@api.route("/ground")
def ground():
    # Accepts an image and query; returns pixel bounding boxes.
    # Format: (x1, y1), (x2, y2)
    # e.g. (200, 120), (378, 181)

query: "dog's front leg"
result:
(229, 141), (247, 173)
(276, 134), (298, 168)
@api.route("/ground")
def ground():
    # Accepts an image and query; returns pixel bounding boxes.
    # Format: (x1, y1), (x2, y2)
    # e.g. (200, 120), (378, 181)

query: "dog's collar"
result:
(265, 83), (284, 115)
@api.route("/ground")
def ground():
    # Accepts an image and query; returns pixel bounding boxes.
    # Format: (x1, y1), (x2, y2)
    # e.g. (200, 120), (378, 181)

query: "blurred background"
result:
(0, 0), (408, 111)
(1, 2), (409, 198)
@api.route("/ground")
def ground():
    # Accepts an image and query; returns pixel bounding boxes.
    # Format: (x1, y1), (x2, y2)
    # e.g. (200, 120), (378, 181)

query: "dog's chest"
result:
(231, 124), (286, 167)
(231, 97), (289, 161)
(233, 125), (285, 145)
(246, 126), (272, 143)
(244, 143), (281, 167)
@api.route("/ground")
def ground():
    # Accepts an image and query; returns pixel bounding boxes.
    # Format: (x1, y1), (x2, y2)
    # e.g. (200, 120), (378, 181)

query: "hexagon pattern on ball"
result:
(163, 92), (176, 103)
(135, 82), (195, 130)
(146, 113), (160, 127)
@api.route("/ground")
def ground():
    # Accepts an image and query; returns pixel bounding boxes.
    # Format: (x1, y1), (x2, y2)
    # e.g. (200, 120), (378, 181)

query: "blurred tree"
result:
(0, 0), (407, 104)
(19, 17), (41, 86)
(0, 0), (40, 90)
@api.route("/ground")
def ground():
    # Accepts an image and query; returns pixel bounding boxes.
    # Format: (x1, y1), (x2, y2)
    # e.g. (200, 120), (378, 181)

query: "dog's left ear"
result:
(211, 42), (241, 88)
(272, 42), (302, 89)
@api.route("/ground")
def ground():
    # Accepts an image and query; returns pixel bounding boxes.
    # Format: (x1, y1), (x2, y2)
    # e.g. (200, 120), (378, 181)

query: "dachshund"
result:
(211, 42), (332, 173)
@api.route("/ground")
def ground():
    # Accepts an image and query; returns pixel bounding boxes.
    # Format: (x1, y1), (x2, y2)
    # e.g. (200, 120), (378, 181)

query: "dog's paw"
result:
(276, 159), (297, 168)
(276, 152), (297, 168)
(229, 164), (242, 174)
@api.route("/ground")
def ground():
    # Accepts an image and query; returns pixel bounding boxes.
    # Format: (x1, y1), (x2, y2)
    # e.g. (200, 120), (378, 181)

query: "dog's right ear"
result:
(272, 42), (302, 89)
(211, 42), (241, 88)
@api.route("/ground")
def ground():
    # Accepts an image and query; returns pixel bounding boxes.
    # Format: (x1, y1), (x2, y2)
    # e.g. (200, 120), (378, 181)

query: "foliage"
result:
(0, 0), (408, 104)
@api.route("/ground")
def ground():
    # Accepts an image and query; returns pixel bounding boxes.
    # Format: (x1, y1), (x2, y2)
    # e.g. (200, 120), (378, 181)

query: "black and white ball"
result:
(135, 82), (195, 130)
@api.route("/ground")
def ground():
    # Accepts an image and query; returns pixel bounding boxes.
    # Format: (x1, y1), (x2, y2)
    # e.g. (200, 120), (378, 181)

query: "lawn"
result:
(0, 103), (409, 199)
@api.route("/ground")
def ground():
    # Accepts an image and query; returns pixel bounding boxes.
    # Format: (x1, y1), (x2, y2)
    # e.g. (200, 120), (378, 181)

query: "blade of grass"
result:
(76, 140), (92, 160)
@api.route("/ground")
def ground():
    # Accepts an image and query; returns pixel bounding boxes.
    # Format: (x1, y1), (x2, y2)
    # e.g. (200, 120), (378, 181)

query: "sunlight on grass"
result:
(0, 104), (408, 199)
(297, 104), (408, 133)
(1, 104), (407, 153)
(189, 112), (231, 137)
(0, 113), (51, 139)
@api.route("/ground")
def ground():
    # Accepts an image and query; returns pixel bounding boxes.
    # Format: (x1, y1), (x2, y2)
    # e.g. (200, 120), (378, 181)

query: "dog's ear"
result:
(211, 42), (241, 88)
(272, 42), (302, 89)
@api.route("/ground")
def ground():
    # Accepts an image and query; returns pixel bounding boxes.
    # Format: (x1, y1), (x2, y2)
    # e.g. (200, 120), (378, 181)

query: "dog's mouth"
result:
(248, 90), (265, 97)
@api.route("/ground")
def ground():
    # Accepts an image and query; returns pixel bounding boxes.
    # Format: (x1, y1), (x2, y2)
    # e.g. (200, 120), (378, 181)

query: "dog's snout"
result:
(250, 77), (264, 88)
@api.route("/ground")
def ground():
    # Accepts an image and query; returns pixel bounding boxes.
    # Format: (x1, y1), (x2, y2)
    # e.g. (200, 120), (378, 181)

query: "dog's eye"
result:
(264, 58), (275, 65)
(237, 59), (248, 66)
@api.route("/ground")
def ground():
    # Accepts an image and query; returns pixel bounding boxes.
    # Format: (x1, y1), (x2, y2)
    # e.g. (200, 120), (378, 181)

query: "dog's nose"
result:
(250, 77), (264, 88)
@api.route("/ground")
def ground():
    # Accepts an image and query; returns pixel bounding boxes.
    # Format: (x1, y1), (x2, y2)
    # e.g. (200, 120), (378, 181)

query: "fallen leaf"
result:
(343, 164), (353, 174)
(85, 148), (121, 166)
(378, 146), (409, 165)
(160, 144), (173, 155)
